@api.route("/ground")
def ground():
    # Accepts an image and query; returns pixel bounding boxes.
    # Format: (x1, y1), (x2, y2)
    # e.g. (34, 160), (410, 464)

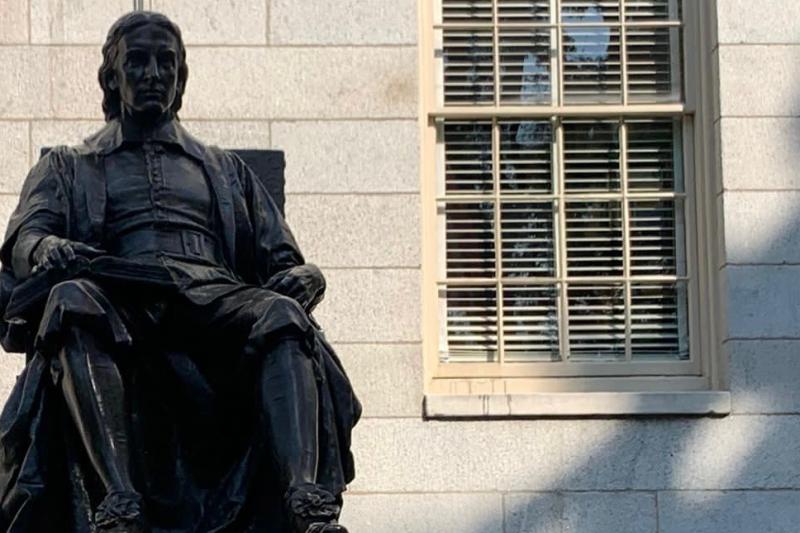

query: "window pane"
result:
(441, 284), (498, 362)
(566, 201), (624, 277)
(501, 201), (556, 277)
(562, 26), (622, 104)
(629, 199), (684, 277)
(443, 29), (495, 105)
(624, 0), (681, 22)
(563, 120), (620, 192)
(568, 284), (626, 361)
(562, 0), (621, 23)
(444, 121), (493, 194)
(497, 0), (551, 24)
(442, 0), (493, 24)
(630, 282), (689, 360)
(500, 120), (553, 193)
(499, 28), (552, 104)
(434, 0), (693, 371)
(627, 119), (682, 192)
(444, 201), (496, 278)
(626, 26), (682, 103)
(503, 285), (560, 361)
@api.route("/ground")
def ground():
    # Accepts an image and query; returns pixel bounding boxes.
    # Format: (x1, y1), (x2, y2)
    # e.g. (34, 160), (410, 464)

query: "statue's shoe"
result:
(306, 523), (348, 533)
(285, 484), (343, 533)
(95, 491), (148, 533)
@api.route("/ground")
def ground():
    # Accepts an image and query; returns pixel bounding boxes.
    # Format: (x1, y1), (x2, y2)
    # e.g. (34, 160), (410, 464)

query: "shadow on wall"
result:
(489, 413), (799, 533)
(340, 94), (800, 533)
(449, 102), (800, 533)
(343, 379), (799, 532)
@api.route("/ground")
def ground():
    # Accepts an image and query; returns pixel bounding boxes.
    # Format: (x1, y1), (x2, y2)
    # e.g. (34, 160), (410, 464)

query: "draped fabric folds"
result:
(0, 122), (360, 532)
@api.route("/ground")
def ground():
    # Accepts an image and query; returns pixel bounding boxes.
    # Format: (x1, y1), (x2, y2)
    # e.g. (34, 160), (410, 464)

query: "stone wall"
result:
(0, 1), (798, 532)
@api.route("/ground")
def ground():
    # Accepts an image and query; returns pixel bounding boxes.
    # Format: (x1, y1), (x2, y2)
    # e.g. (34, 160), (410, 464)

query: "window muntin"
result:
(437, 0), (683, 107)
(430, 0), (696, 378)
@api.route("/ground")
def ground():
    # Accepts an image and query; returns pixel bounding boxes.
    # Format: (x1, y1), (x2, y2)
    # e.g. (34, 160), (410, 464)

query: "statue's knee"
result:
(47, 279), (98, 308)
(273, 295), (306, 317)
(251, 296), (309, 339)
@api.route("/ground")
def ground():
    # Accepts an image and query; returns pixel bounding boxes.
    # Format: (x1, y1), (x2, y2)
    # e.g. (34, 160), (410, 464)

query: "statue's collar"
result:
(82, 117), (206, 161)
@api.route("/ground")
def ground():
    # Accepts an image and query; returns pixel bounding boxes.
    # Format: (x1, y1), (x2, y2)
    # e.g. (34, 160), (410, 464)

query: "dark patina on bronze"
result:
(0, 11), (359, 533)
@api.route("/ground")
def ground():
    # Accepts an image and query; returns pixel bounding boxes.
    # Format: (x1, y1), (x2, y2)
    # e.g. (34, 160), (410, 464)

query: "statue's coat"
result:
(0, 120), (360, 533)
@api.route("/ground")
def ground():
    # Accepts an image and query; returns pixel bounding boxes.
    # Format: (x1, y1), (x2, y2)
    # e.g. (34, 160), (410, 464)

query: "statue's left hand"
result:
(265, 264), (326, 312)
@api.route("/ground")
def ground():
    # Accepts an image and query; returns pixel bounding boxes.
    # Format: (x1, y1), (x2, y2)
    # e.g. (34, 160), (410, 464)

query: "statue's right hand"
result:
(31, 236), (106, 273)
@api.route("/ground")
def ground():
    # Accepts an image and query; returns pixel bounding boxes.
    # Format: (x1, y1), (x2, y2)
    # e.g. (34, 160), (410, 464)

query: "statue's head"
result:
(99, 11), (188, 122)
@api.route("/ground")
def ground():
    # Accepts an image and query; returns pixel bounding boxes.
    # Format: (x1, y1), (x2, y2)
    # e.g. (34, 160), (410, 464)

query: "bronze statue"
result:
(0, 11), (359, 533)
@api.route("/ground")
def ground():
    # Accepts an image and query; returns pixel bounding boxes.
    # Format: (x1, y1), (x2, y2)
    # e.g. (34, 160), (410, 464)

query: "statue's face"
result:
(110, 23), (180, 121)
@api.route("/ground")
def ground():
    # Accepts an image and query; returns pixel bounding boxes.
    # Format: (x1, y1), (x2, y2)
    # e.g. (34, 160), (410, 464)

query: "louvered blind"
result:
(439, 0), (682, 105)
(625, 0), (680, 22)
(435, 0), (691, 370)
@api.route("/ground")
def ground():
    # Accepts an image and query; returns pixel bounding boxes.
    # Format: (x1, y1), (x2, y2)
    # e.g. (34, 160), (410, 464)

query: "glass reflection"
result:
(563, 5), (610, 62)
(499, 29), (551, 104)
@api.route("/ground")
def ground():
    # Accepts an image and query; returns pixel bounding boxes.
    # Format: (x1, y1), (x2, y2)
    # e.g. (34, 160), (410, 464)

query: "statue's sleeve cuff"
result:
(11, 230), (48, 279)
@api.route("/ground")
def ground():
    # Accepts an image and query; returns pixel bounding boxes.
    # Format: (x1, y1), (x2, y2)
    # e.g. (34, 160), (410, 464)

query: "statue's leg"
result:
(58, 326), (135, 497)
(243, 297), (346, 533)
(177, 287), (347, 532)
(39, 279), (146, 532)
(259, 336), (319, 489)
(257, 336), (345, 533)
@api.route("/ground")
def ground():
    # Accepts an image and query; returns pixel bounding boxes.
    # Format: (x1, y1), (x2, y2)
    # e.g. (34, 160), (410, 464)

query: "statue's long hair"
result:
(98, 11), (188, 121)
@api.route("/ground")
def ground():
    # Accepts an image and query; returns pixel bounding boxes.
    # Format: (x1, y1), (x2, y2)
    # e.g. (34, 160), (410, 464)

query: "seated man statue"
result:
(0, 11), (359, 533)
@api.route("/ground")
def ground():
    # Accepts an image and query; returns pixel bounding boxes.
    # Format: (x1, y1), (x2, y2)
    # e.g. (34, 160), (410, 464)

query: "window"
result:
(419, 0), (728, 414)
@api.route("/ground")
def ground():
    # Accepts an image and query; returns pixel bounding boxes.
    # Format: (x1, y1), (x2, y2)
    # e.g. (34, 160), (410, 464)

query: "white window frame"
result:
(418, 0), (729, 416)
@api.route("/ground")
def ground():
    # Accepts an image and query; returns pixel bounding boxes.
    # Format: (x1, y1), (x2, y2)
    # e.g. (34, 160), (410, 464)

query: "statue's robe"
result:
(0, 120), (361, 533)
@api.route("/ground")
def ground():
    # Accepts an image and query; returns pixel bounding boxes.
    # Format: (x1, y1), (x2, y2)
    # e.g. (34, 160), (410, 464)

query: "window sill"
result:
(424, 391), (731, 419)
